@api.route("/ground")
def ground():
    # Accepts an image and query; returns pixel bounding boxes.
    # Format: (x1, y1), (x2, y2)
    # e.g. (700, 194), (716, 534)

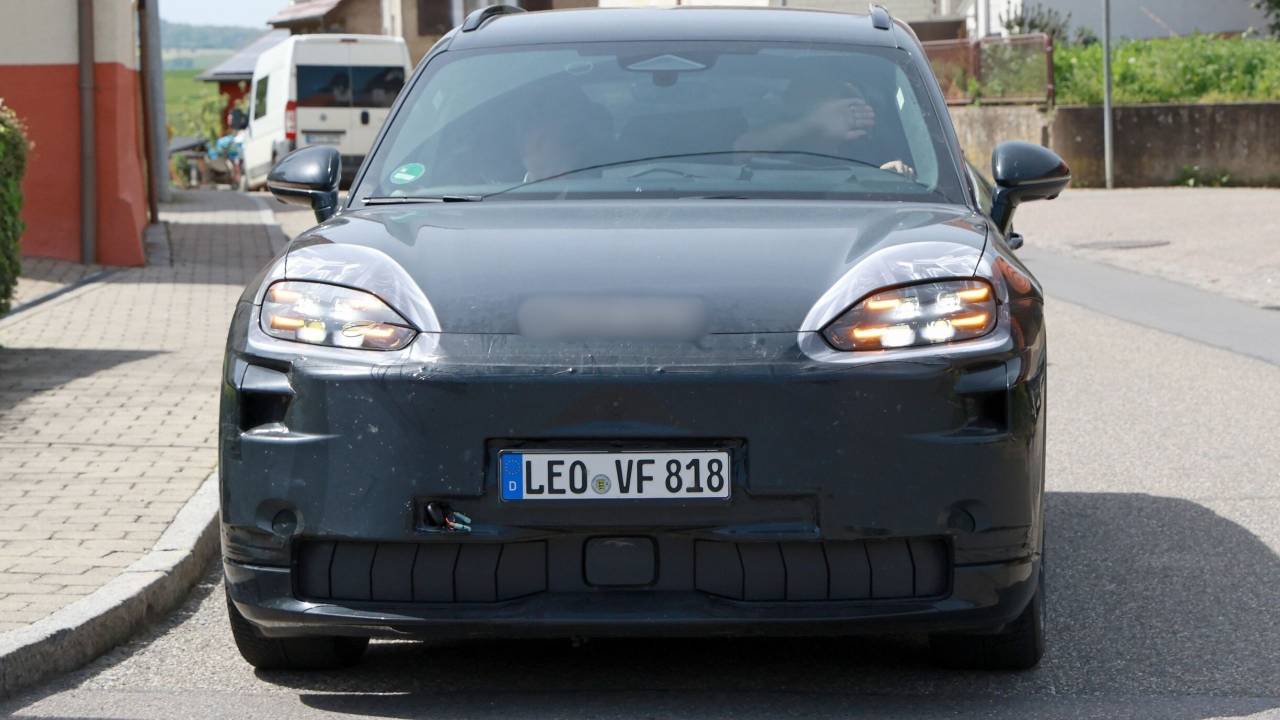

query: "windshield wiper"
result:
(481, 150), (886, 200)
(362, 195), (482, 205)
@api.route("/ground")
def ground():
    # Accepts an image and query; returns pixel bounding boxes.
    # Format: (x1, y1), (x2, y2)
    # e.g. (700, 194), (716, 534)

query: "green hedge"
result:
(1056, 36), (1280, 105)
(0, 99), (28, 316)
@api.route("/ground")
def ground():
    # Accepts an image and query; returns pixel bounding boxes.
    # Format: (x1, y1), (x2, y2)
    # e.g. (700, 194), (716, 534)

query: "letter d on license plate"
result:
(499, 450), (730, 501)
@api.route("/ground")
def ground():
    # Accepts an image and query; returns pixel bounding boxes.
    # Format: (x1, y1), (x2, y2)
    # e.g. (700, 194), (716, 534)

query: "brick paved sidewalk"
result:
(9, 258), (103, 310)
(1016, 188), (1280, 308)
(0, 191), (279, 635)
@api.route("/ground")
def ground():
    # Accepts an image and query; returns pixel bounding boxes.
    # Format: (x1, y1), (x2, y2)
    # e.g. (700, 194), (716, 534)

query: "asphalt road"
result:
(3, 255), (1279, 719)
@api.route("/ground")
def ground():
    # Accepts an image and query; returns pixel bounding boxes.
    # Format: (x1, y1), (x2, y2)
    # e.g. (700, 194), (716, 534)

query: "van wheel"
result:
(225, 592), (368, 670)
(928, 565), (1045, 671)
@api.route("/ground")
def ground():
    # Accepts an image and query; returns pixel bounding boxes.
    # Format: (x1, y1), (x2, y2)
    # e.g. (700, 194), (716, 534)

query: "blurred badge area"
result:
(517, 295), (708, 340)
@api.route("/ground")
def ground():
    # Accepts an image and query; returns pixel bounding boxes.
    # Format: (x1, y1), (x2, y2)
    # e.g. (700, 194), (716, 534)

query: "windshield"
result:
(355, 41), (966, 204)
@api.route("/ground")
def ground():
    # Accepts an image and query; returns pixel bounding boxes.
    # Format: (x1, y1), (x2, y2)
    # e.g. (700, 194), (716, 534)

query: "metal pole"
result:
(78, 0), (96, 265)
(1102, 0), (1114, 189)
(141, 0), (170, 205)
(137, 0), (161, 223)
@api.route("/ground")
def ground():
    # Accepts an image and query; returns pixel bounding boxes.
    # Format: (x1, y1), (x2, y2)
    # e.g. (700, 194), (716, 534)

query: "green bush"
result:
(165, 68), (226, 142)
(0, 99), (28, 316)
(1056, 35), (1280, 105)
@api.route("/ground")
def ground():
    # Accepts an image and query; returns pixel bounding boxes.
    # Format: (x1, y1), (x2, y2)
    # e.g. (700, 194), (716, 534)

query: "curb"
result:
(0, 472), (220, 698)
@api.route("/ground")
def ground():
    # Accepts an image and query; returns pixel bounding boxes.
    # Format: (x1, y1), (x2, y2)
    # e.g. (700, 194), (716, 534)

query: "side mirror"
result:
(989, 141), (1071, 236)
(267, 146), (342, 223)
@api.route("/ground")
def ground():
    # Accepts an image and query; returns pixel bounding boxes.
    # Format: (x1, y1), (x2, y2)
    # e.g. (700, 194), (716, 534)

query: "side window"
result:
(253, 76), (270, 120)
(893, 67), (939, 190)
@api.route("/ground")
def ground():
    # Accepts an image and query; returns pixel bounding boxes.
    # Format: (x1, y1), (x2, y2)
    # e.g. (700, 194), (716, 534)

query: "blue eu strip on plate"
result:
(501, 452), (524, 500)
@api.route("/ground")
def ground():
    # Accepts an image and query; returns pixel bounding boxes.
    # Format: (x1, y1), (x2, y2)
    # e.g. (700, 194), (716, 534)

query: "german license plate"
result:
(304, 132), (343, 146)
(500, 450), (730, 501)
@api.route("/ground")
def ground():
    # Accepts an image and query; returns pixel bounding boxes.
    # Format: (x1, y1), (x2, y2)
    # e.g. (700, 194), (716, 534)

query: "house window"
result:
(418, 0), (453, 36)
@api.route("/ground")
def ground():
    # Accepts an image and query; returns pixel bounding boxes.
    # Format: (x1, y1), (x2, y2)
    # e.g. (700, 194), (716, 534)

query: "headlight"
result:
(822, 279), (996, 351)
(260, 281), (417, 351)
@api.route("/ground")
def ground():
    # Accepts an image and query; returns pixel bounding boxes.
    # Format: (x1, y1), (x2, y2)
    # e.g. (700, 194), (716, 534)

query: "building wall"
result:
(393, 0), (597, 65)
(332, 0), (386, 34)
(788, 0), (938, 21)
(949, 102), (1280, 187)
(398, 0), (446, 64)
(1032, 0), (1269, 39)
(0, 0), (148, 266)
(948, 105), (1049, 170)
(1053, 103), (1280, 187)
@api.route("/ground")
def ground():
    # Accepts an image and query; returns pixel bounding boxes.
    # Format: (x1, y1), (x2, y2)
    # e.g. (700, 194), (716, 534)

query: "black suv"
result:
(221, 3), (1069, 672)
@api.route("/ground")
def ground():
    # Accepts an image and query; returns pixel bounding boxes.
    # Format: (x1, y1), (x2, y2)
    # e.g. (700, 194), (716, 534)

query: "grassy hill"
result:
(160, 19), (260, 51)
(161, 20), (258, 138)
(165, 68), (223, 142)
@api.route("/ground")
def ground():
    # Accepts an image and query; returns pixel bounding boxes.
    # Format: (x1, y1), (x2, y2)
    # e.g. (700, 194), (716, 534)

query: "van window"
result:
(253, 77), (270, 119)
(353, 66), (407, 108)
(298, 66), (353, 108)
(297, 65), (406, 109)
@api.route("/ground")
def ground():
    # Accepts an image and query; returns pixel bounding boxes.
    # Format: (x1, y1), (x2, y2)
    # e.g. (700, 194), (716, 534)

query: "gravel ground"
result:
(1015, 188), (1280, 308)
(2, 295), (1277, 720)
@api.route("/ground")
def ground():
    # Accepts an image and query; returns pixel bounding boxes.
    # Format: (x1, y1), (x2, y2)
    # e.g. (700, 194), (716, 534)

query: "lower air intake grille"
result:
(297, 540), (547, 603)
(296, 537), (948, 604)
(694, 538), (949, 601)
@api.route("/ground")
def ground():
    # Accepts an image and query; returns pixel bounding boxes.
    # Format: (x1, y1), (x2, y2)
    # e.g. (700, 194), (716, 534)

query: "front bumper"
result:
(219, 303), (1046, 638)
(226, 554), (1038, 639)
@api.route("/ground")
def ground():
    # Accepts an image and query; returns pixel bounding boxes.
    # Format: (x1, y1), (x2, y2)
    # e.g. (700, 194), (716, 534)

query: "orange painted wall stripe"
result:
(0, 62), (147, 266)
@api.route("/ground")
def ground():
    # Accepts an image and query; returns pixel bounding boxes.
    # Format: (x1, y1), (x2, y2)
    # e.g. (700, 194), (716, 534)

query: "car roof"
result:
(445, 7), (904, 51)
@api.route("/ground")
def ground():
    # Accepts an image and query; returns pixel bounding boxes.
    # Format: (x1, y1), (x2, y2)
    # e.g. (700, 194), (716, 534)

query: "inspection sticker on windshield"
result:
(500, 450), (731, 501)
(389, 163), (425, 185)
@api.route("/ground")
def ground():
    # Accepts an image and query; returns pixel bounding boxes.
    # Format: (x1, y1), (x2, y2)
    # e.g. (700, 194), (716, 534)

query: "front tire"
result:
(928, 564), (1045, 671)
(225, 591), (368, 670)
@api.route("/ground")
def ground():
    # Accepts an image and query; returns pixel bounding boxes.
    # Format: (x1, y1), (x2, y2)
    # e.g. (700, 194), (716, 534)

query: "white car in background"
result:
(242, 34), (412, 190)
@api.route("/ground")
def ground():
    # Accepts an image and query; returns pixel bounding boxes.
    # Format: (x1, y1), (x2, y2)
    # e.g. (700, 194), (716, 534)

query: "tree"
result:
(1255, 0), (1280, 37)
(1002, 3), (1073, 43)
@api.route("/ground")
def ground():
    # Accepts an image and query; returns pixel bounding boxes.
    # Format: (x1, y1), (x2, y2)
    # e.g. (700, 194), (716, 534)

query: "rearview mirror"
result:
(989, 141), (1071, 236)
(267, 145), (342, 223)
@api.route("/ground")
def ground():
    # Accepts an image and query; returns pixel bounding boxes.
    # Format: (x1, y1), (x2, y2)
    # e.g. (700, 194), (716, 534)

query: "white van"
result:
(242, 34), (412, 190)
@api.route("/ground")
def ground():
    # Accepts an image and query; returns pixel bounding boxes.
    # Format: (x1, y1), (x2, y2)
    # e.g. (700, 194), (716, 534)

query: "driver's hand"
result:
(808, 96), (876, 141)
(880, 160), (916, 180)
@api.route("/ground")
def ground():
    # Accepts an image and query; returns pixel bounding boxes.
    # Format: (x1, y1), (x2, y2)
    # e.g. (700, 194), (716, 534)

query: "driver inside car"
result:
(735, 76), (916, 179)
(519, 113), (585, 182)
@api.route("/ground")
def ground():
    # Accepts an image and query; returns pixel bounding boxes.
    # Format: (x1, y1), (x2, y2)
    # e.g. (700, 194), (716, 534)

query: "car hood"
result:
(284, 200), (988, 335)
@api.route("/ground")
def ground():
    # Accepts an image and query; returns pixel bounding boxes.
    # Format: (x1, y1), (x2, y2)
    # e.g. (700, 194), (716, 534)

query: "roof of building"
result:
(268, 0), (345, 27)
(447, 7), (903, 51)
(198, 29), (291, 83)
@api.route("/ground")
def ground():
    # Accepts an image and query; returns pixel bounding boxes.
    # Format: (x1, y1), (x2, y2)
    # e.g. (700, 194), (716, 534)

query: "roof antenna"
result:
(868, 3), (893, 31)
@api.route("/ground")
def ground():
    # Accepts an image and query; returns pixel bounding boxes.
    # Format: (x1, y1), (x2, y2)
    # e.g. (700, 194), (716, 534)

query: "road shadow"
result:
(0, 347), (164, 419)
(272, 492), (1280, 718)
(3, 492), (1274, 719)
